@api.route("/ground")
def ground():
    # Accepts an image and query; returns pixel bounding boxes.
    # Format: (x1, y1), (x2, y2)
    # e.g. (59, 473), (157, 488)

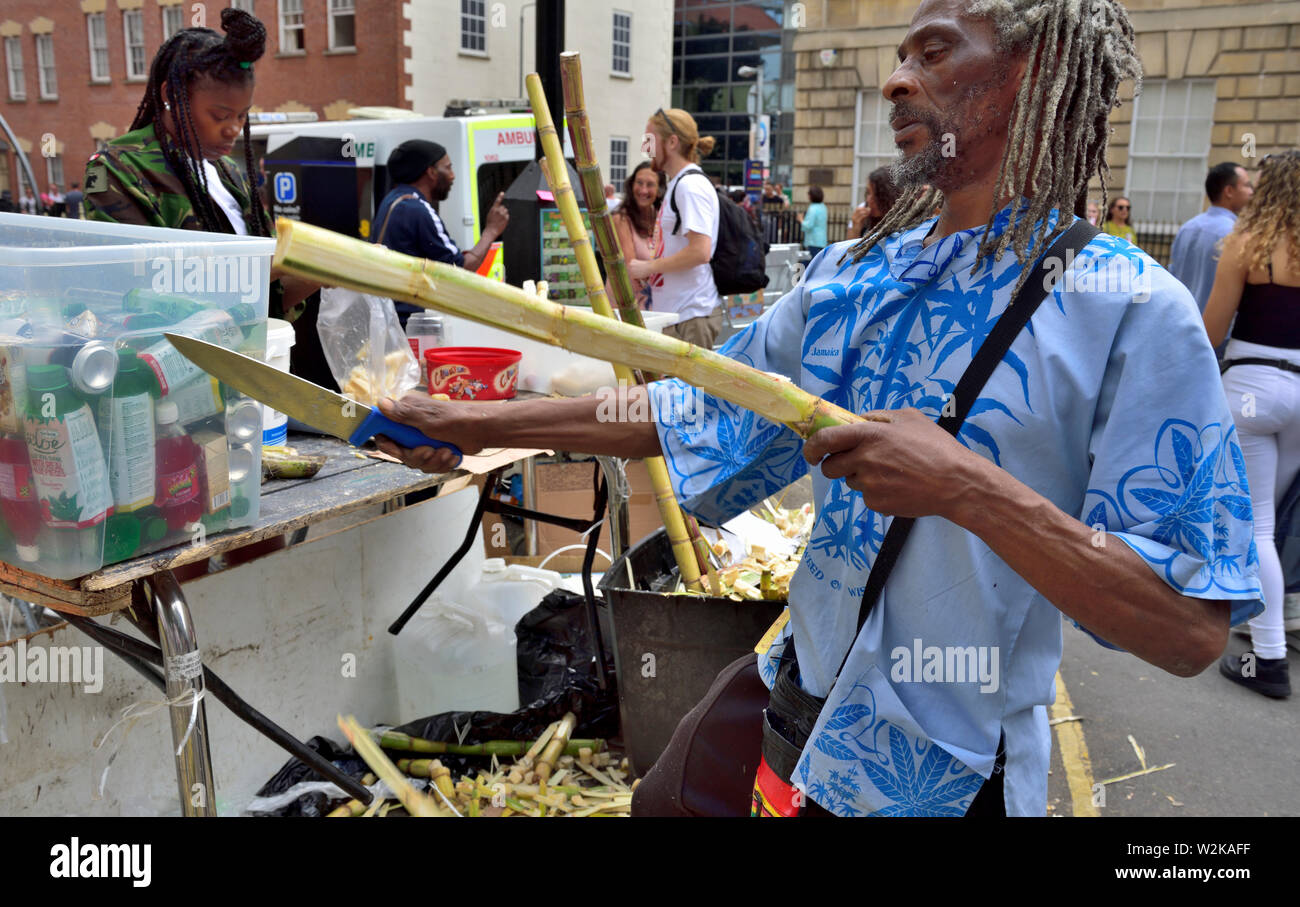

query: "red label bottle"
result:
(154, 402), (202, 532)
(0, 434), (41, 563)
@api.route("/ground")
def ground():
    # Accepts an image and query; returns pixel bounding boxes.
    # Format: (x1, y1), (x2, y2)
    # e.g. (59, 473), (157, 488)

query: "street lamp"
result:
(738, 64), (767, 186)
(737, 64), (762, 125)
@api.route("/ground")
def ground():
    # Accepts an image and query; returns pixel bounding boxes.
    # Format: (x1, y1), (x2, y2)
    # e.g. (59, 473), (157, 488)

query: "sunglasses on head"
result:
(654, 108), (687, 142)
(1261, 150), (1300, 167)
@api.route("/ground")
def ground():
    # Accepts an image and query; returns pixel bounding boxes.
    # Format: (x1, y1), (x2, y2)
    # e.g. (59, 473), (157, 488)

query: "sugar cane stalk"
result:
(272, 219), (868, 438)
(337, 715), (445, 817)
(377, 729), (604, 757)
(536, 711), (577, 784)
(529, 71), (709, 591)
(556, 53), (647, 332)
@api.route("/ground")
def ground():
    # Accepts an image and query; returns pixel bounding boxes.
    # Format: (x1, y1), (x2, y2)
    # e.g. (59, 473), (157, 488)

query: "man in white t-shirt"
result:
(627, 108), (723, 348)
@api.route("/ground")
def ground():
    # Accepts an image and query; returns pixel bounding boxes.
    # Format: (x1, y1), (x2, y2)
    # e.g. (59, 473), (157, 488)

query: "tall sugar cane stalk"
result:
(555, 54), (720, 586)
(527, 71), (706, 592)
(272, 219), (867, 436)
(556, 54), (648, 334)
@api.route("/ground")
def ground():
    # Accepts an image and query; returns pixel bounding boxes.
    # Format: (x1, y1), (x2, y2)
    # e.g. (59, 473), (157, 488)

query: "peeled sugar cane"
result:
(272, 218), (872, 440)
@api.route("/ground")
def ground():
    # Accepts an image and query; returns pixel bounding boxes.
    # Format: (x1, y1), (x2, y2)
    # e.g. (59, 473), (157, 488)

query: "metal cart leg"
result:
(146, 570), (217, 817)
(522, 455), (539, 556)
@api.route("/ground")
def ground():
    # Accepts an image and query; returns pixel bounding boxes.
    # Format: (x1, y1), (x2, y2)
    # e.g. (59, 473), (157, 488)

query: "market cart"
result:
(0, 434), (554, 816)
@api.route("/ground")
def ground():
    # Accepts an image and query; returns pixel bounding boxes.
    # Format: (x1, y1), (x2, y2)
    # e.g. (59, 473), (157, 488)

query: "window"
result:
(35, 34), (56, 98)
(46, 154), (63, 188)
(4, 37), (23, 101)
(609, 137), (628, 185)
(162, 5), (184, 41)
(460, 0), (486, 54)
(279, 0), (304, 53)
(851, 91), (895, 206)
(1127, 79), (1216, 223)
(230, 0), (255, 11)
(612, 11), (631, 76)
(87, 13), (109, 81)
(123, 10), (146, 80)
(329, 0), (356, 50)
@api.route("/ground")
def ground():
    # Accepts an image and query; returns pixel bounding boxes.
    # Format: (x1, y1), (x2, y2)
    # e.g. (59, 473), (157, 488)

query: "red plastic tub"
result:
(425, 347), (522, 400)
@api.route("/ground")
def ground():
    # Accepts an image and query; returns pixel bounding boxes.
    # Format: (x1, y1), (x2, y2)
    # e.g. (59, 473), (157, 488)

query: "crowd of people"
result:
(0, 182), (85, 218)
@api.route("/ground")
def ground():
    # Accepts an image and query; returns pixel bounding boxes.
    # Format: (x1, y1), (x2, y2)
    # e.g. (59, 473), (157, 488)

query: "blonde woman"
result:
(1205, 149), (1300, 698)
(626, 108), (722, 348)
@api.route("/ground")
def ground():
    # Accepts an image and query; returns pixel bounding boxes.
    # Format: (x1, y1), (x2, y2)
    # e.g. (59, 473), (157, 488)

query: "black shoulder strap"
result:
(375, 192), (419, 246)
(668, 167), (708, 236)
(832, 217), (1101, 682)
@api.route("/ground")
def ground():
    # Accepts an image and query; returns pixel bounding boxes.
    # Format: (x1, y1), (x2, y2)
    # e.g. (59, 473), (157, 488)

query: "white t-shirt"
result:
(653, 165), (721, 320)
(200, 158), (248, 235)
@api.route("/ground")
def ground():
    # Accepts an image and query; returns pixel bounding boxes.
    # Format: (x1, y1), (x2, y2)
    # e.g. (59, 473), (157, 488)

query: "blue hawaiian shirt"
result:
(645, 201), (1265, 817)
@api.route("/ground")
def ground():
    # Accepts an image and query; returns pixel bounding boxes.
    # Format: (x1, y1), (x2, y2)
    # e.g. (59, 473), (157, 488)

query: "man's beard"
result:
(888, 74), (1008, 191)
(431, 176), (451, 202)
(889, 103), (963, 189)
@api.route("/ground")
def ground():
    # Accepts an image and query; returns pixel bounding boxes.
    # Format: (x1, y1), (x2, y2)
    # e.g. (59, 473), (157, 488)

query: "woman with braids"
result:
(1204, 149), (1300, 698)
(83, 7), (316, 321)
(373, 0), (1262, 817)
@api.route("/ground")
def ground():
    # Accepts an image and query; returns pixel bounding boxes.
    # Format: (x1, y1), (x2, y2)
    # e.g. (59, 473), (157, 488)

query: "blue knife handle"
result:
(348, 407), (463, 467)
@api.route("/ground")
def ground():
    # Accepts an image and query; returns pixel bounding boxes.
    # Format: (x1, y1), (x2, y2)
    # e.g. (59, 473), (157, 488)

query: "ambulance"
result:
(247, 103), (571, 281)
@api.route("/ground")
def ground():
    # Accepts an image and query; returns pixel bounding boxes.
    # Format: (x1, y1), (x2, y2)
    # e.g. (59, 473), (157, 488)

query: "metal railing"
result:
(1132, 222), (1181, 268)
(758, 203), (855, 246)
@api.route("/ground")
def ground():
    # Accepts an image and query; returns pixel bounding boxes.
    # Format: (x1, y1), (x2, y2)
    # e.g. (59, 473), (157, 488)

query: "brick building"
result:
(789, 0), (1300, 256)
(0, 0), (405, 201)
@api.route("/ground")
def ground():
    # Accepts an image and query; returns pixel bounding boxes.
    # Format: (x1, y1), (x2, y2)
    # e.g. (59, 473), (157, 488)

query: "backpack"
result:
(669, 169), (770, 297)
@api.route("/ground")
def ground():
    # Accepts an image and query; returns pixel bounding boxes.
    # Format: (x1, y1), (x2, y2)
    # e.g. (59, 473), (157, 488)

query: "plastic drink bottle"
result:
(97, 350), (156, 513)
(23, 364), (112, 530)
(154, 402), (203, 532)
(0, 435), (42, 563)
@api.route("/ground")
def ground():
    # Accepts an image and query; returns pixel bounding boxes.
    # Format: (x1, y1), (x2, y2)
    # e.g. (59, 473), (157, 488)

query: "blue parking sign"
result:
(274, 172), (297, 204)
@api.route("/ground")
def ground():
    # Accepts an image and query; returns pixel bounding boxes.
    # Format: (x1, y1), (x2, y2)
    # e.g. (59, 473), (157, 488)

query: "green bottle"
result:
(97, 351), (156, 514)
(23, 365), (112, 573)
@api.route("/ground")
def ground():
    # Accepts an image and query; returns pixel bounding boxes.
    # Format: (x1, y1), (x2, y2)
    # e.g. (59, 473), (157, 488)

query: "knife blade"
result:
(162, 332), (462, 466)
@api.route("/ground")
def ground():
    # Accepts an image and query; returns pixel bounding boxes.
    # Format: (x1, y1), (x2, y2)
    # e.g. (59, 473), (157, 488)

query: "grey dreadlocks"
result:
(843, 0), (1142, 295)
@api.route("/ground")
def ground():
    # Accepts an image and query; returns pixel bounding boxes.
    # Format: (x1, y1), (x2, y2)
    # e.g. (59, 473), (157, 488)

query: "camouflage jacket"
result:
(84, 124), (298, 321)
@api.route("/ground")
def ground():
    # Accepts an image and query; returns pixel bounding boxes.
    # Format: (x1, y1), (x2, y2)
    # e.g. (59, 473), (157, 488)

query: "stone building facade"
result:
(791, 0), (1300, 232)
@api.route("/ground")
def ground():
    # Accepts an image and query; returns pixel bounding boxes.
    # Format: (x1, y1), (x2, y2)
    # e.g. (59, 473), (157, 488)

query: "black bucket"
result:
(598, 528), (785, 775)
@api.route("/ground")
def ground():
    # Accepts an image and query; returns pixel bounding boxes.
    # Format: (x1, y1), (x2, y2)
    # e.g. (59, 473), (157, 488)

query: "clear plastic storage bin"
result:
(0, 213), (273, 579)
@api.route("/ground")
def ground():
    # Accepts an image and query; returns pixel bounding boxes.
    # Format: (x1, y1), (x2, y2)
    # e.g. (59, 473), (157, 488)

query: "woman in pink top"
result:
(611, 161), (664, 309)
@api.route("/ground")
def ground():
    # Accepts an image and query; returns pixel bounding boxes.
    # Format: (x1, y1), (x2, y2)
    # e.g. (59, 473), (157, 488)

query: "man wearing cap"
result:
(373, 139), (510, 326)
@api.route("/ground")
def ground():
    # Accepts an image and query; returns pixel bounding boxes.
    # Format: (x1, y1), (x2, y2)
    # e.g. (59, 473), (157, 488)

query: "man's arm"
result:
(373, 386), (662, 473)
(627, 231), (710, 280)
(461, 192), (509, 272)
(805, 410), (1230, 677)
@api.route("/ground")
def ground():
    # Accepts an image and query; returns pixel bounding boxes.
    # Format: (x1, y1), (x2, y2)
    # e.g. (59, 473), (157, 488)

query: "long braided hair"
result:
(844, 0), (1142, 296)
(130, 7), (269, 237)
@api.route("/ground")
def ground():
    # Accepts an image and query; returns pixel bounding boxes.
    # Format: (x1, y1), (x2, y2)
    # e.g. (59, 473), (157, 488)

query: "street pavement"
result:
(1048, 621), (1299, 817)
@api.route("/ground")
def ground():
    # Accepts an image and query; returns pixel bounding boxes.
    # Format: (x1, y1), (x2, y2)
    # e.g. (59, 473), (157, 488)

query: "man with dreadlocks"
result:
(83, 7), (316, 322)
(374, 0), (1264, 817)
